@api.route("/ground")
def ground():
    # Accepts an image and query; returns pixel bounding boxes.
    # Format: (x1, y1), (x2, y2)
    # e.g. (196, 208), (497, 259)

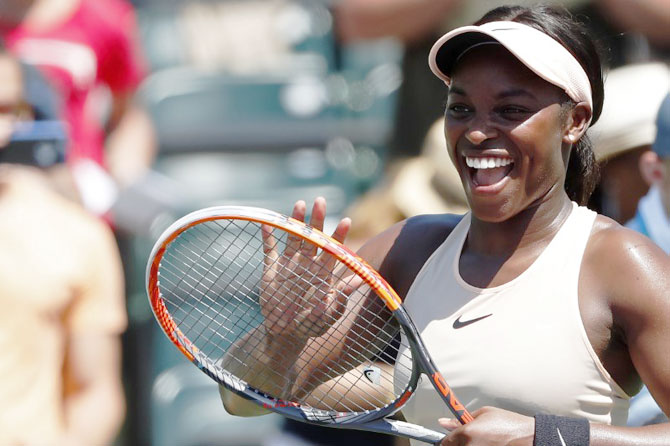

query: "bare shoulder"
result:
(585, 214), (670, 319)
(587, 214), (670, 277)
(358, 213), (464, 298)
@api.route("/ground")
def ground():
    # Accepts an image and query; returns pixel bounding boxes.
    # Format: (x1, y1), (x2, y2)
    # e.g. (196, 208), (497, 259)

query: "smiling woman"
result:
(442, 43), (589, 222)
(219, 5), (670, 446)
(433, 9), (604, 211)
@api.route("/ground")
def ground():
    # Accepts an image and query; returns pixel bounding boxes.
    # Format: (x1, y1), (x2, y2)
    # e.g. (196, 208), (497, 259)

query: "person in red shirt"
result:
(1, 0), (156, 214)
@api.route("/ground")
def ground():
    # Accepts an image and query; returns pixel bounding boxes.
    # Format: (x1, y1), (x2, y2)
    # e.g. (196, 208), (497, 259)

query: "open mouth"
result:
(465, 156), (514, 187)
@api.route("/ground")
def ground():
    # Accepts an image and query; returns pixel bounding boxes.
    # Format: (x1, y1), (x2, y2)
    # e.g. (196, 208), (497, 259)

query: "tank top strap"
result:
(404, 212), (471, 307)
(530, 202), (597, 279)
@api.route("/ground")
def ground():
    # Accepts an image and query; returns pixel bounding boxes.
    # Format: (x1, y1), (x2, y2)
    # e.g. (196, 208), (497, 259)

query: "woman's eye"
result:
(446, 104), (471, 116)
(500, 106), (530, 116)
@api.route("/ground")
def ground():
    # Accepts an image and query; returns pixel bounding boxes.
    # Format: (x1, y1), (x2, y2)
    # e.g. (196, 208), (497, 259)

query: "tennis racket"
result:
(146, 205), (473, 445)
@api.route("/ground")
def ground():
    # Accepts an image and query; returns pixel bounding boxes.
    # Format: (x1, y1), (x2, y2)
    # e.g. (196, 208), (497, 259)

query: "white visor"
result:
(429, 21), (593, 124)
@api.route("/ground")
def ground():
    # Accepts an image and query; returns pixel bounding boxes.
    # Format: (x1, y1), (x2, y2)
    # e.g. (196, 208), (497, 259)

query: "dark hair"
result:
(474, 5), (603, 205)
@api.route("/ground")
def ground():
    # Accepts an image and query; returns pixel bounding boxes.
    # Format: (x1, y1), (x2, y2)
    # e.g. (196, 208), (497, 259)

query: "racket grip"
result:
(432, 372), (474, 424)
(361, 419), (445, 444)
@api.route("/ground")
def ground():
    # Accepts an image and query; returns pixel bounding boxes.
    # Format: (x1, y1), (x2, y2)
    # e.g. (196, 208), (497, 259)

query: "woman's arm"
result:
(589, 227), (670, 444)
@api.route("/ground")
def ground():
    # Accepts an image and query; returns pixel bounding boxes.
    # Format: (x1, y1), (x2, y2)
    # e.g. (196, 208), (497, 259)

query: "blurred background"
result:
(125, 1), (402, 445)
(1, 0), (669, 445)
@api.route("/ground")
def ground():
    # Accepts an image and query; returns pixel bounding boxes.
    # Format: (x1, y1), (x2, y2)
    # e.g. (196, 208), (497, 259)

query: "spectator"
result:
(588, 62), (670, 222)
(0, 47), (127, 446)
(0, 0), (156, 216)
(625, 93), (670, 428)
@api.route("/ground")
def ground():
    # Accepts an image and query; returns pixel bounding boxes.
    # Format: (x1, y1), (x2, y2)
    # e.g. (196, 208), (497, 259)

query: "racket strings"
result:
(157, 218), (414, 413)
(161, 220), (264, 350)
(162, 221), (290, 382)
(165, 244), (406, 412)
(173, 252), (404, 411)
(264, 268), (406, 411)
(160, 220), (316, 389)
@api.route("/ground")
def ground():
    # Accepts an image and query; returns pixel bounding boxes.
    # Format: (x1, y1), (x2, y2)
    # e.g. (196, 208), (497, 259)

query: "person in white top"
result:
(221, 5), (670, 445)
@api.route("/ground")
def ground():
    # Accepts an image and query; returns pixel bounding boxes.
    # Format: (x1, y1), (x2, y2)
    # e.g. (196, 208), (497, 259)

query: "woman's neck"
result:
(467, 192), (574, 258)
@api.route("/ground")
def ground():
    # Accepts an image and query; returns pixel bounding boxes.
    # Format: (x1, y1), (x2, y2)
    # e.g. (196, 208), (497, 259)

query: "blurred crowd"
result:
(0, 0), (668, 445)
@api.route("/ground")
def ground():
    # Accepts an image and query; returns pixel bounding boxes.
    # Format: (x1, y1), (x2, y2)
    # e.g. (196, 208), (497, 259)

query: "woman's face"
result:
(444, 44), (573, 222)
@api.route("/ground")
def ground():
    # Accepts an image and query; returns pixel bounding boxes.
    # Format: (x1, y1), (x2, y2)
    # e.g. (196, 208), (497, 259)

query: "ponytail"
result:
(565, 135), (600, 205)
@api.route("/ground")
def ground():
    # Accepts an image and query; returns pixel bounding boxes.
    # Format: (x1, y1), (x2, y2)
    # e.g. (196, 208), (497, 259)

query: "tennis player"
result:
(221, 5), (670, 445)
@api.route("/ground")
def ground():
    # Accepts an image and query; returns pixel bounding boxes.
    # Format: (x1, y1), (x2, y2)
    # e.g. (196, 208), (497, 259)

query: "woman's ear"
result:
(639, 150), (666, 187)
(562, 101), (592, 144)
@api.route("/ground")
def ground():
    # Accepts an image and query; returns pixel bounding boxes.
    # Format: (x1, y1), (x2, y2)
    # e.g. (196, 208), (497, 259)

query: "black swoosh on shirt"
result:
(452, 313), (493, 329)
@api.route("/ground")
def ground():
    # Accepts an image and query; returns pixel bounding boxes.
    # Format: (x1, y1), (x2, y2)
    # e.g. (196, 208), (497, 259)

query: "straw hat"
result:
(346, 118), (468, 244)
(389, 118), (468, 217)
(589, 62), (670, 162)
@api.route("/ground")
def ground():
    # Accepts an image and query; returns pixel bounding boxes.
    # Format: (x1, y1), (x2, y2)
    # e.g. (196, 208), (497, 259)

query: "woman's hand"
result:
(259, 197), (352, 339)
(439, 407), (534, 446)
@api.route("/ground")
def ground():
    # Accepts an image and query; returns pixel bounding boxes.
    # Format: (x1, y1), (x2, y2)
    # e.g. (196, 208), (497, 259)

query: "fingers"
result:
(319, 217), (352, 273)
(304, 197), (327, 257)
(331, 217), (351, 244)
(289, 197), (352, 254)
(439, 419), (464, 446)
(308, 196), (327, 231)
(262, 197), (354, 339)
(438, 418), (460, 432)
(293, 280), (349, 338)
(261, 224), (279, 271)
(285, 200), (306, 258)
(438, 407), (485, 434)
(330, 285), (349, 323)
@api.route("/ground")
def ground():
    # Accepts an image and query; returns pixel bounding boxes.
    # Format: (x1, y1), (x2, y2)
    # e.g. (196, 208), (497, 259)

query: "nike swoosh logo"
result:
(452, 313), (493, 329)
(557, 428), (567, 446)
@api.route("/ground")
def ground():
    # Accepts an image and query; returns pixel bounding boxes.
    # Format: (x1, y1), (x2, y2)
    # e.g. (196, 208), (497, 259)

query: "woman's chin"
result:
(467, 193), (521, 223)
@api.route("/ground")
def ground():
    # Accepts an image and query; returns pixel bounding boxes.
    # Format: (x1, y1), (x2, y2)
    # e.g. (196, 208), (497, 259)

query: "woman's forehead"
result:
(449, 46), (565, 99)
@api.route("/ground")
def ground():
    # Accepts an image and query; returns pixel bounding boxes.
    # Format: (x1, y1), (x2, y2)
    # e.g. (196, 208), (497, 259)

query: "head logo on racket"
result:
(363, 366), (382, 385)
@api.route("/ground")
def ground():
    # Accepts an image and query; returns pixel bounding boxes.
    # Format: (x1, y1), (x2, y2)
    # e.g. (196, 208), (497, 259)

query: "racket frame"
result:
(147, 206), (473, 444)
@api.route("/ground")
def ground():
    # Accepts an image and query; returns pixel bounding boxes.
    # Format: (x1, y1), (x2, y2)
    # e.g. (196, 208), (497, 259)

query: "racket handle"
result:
(356, 418), (445, 444)
(431, 371), (474, 424)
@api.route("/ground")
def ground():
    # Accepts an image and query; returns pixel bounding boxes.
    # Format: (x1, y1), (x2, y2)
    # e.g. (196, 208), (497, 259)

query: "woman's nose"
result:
(464, 118), (498, 145)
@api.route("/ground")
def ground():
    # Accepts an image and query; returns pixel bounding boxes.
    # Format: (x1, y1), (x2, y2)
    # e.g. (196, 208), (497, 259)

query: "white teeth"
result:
(465, 156), (513, 169)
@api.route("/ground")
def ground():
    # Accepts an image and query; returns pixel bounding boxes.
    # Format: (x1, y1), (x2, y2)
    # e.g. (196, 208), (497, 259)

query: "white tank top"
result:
(393, 203), (630, 442)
